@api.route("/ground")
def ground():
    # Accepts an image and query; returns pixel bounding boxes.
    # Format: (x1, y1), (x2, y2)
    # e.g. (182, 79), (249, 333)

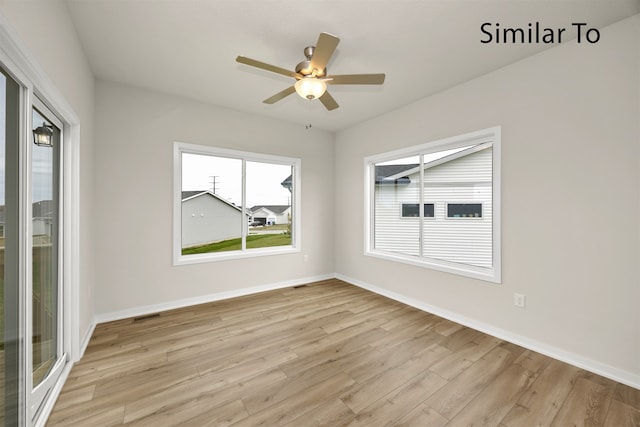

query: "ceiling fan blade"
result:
(326, 74), (386, 85)
(236, 56), (299, 79)
(310, 32), (340, 74)
(263, 86), (296, 104)
(319, 91), (339, 111)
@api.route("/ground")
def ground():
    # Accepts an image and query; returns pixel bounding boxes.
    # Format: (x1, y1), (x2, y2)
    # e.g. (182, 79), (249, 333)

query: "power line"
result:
(209, 175), (220, 194)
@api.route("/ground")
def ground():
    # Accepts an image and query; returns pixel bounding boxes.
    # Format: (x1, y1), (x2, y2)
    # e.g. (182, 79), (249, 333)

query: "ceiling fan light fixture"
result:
(237, 32), (385, 110)
(294, 77), (326, 100)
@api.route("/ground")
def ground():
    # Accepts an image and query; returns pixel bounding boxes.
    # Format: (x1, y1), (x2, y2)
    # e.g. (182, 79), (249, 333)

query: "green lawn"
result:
(182, 233), (291, 255)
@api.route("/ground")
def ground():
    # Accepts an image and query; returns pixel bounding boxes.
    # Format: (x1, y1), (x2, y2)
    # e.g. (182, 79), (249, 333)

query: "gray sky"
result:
(182, 153), (292, 207)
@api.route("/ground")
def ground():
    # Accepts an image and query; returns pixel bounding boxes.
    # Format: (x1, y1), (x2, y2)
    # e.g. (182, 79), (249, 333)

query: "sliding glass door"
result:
(0, 63), (67, 425)
(29, 101), (64, 420)
(1, 63), (21, 427)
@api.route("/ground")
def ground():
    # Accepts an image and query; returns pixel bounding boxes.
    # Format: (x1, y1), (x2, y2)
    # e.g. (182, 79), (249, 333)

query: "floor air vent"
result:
(133, 313), (160, 322)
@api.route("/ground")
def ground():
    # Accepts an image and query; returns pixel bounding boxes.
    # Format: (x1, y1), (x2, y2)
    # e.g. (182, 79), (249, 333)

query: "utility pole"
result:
(209, 175), (219, 194)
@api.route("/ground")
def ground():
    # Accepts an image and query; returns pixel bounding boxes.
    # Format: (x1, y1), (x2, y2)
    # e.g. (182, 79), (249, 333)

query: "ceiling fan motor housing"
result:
(295, 46), (327, 77)
(236, 32), (384, 111)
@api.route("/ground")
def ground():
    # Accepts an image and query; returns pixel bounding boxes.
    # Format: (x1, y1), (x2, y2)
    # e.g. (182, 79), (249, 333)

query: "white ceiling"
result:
(65, 0), (639, 132)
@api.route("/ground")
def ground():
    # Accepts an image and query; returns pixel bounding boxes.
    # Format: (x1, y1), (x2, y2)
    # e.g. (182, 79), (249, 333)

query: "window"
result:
(447, 203), (482, 218)
(402, 203), (435, 218)
(173, 142), (300, 265)
(365, 127), (501, 283)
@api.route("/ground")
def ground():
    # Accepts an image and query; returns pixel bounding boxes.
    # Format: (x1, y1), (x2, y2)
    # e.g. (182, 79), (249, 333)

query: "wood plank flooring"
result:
(46, 279), (640, 426)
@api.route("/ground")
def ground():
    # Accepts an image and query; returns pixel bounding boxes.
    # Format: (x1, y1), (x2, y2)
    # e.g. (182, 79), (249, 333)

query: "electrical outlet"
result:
(514, 293), (526, 308)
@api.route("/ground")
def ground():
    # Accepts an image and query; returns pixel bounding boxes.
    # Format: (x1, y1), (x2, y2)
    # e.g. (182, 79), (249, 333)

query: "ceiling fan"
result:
(236, 32), (385, 111)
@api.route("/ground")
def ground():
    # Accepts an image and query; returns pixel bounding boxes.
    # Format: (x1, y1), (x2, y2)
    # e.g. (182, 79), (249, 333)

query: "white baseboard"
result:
(94, 273), (335, 324)
(335, 273), (640, 391)
(86, 271), (639, 390)
(77, 321), (96, 362)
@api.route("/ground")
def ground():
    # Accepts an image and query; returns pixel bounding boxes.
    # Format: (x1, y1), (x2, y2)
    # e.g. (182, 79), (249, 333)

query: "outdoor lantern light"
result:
(294, 77), (327, 100)
(33, 122), (53, 147)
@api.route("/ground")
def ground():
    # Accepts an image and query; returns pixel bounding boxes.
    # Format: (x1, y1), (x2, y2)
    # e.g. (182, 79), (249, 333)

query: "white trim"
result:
(173, 141), (301, 266)
(176, 245), (301, 266)
(79, 321), (96, 360)
(365, 128), (497, 164)
(28, 98), (68, 422)
(32, 362), (72, 427)
(94, 274), (334, 324)
(335, 273), (640, 391)
(65, 123), (81, 363)
(366, 249), (498, 283)
(364, 126), (501, 284)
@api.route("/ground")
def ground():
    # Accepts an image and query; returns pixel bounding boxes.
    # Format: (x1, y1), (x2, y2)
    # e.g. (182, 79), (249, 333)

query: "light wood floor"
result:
(47, 279), (640, 426)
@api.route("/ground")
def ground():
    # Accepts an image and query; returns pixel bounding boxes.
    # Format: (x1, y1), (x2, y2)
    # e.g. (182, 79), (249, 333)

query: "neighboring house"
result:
(181, 191), (248, 248)
(249, 205), (291, 225)
(280, 175), (292, 192)
(374, 145), (493, 268)
(0, 201), (54, 241)
(32, 200), (55, 238)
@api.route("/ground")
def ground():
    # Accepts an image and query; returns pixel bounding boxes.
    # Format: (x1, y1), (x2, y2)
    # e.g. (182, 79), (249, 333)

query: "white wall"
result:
(0, 0), (96, 352)
(93, 80), (335, 315)
(335, 15), (639, 385)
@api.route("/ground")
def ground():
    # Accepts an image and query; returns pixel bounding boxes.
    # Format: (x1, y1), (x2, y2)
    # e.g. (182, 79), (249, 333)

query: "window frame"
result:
(364, 126), (501, 283)
(446, 202), (484, 219)
(173, 142), (301, 266)
(401, 203), (435, 219)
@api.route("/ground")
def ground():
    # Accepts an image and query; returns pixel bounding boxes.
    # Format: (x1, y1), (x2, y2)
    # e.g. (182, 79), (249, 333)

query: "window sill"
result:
(365, 249), (501, 284)
(174, 245), (300, 266)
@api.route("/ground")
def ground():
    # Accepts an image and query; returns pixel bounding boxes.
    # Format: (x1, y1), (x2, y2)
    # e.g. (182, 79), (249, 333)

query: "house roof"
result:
(281, 175), (292, 191)
(375, 164), (419, 184)
(181, 190), (207, 201)
(182, 190), (245, 213)
(375, 143), (492, 184)
(33, 200), (55, 218)
(250, 205), (290, 215)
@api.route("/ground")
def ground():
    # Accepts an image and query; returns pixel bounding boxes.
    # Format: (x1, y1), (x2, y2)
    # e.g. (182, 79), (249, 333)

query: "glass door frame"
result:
(26, 97), (66, 421)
